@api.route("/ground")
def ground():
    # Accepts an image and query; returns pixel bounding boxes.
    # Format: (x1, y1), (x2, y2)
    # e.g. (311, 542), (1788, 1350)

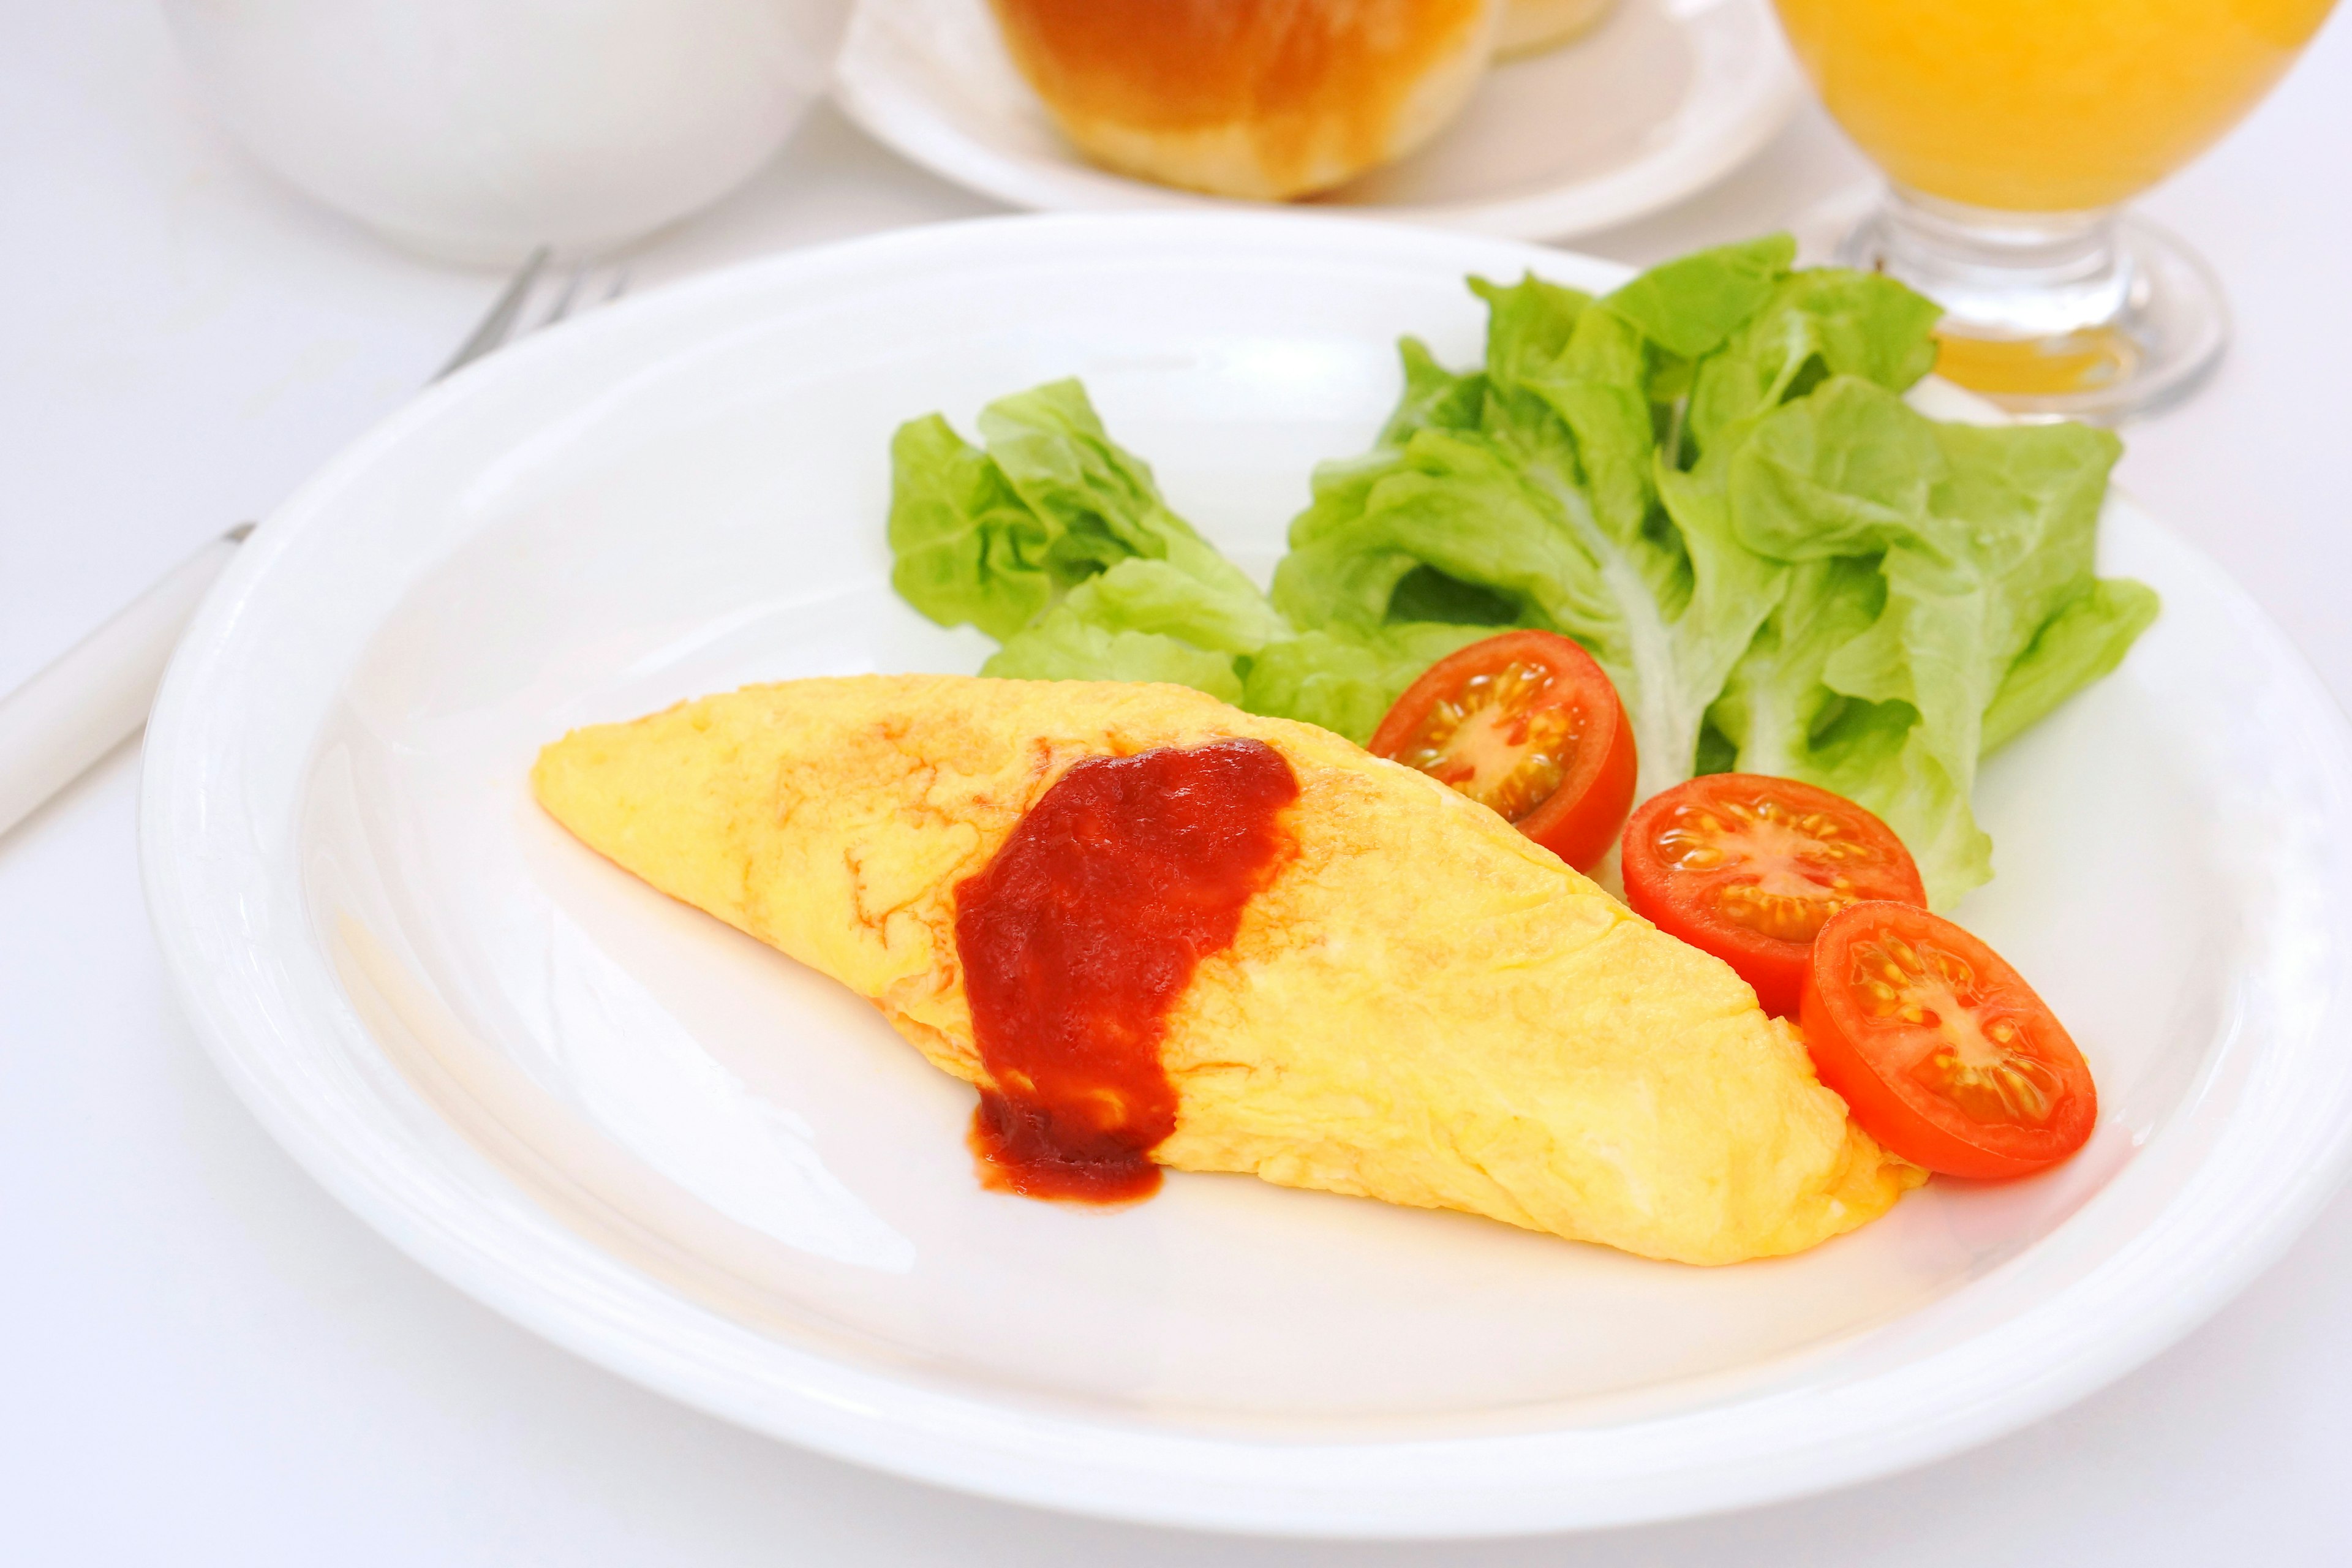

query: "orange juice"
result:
(1774, 0), (2335, 212)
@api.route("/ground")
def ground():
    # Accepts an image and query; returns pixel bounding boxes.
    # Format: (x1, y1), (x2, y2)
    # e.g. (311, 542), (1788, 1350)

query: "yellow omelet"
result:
(532, 674), (1920, 1265)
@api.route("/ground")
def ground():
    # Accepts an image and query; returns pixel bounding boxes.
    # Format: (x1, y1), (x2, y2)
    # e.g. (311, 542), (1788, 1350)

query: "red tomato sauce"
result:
(953, 739), (1299, 1202)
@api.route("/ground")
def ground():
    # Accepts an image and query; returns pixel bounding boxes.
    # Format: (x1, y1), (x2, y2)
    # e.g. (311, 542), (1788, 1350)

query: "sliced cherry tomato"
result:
(1368, 630), (1635, 872)
(1620, 773), (1926, 1017)
(1801, 902), (2095, 1179)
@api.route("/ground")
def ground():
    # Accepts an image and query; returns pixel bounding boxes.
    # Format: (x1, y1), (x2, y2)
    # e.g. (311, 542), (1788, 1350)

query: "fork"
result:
(0, 249), (629, 842)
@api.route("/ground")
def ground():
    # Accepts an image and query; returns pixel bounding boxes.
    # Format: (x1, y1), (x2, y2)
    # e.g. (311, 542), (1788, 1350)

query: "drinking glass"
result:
(1774, 0), (2337, 421)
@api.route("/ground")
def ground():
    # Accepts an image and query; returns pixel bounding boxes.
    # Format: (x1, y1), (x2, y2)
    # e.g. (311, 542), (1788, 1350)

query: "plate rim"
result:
(829, 0), (1804, 240)
(140, 209), (2352, 1537)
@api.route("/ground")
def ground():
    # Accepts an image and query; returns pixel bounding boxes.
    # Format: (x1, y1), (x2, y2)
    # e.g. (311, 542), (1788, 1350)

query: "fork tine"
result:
(602, 266), (631, 304)
(432, 246), (551, 383)
(539, 260), (592, 328)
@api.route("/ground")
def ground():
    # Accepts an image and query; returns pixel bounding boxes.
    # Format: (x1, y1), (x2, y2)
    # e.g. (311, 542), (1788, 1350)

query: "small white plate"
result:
(832, 0), (1802, 238)
(143, 213), (2352, 1537)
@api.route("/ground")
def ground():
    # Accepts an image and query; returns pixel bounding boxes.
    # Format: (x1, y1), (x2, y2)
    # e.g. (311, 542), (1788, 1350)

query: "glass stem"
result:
(1841, 187), (2133, 342)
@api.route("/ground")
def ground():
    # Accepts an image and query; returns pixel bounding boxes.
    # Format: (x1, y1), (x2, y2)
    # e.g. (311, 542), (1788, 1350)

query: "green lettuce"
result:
(1711, 377), (2150, 899)
(884, 238), (2160, 905)
(887, 379), (1287, 698)
(1269, 238), (1932, 804)
(1241, 622), (1494, 744)
(1981, 578), (2162, 755)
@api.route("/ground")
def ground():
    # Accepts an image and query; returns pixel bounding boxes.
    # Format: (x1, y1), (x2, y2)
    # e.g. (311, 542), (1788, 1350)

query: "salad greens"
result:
(884, 236), (2157, 907)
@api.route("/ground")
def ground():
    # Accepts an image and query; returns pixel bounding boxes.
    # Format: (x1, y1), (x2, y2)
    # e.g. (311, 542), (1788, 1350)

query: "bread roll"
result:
(1494, 0), (1617, 59)
(990, 0), (1501, 200)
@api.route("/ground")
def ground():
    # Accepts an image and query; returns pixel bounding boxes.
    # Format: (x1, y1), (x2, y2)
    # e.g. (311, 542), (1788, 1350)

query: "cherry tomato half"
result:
(1801, 902), (2096, 1179)
(1620, 773), (1926, 1017)
(1368, 630), (1635, 872)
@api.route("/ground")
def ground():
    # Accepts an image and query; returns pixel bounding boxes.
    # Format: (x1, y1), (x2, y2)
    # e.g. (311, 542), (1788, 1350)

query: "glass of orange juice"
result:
(1774, 0), (2337, 420)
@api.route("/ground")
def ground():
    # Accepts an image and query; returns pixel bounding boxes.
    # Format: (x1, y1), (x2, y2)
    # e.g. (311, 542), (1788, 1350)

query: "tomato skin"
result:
(1619, 774), (1926, 1018)
(1515, 692), (1635, 872)
(1801, 902), (2097, 1180)
(1368, 630), (1636, 873)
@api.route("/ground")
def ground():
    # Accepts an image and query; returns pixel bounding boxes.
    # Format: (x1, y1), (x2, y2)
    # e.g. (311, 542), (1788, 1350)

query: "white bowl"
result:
(163, 0), (855, 266)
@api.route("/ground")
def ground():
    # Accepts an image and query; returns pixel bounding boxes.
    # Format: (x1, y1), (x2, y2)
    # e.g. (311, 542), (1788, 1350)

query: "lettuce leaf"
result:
(886, 413), (1055, 641)
(1683, 267), (1943, 465)
(974, 380), (1271, 620)
(888, 379), (1287, 701)
(1271, 241), (1937, 802)
(1242, 622), (1493, 745)
(1601, 233), (1794, 362)
(1981, 578), (2162, 755)
(882, 239), (2159, 905)
(1714, 375), (2150, 902)
(985, 616), (1250, 704)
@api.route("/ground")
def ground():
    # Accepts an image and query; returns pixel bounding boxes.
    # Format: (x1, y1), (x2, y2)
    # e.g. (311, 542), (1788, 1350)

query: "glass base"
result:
(1807, 186), (2229, 424)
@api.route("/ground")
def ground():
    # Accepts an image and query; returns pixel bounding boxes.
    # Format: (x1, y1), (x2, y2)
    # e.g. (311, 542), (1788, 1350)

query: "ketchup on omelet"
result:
(953, 739), (1299, 1202)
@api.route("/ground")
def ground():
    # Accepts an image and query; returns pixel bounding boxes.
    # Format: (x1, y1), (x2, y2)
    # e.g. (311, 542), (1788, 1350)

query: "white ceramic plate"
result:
(143, 214), (2352, 1538)
(832, 0), (1801, 239)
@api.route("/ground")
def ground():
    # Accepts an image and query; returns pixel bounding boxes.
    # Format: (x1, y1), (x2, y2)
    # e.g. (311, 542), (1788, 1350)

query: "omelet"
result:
(532, 675), (1920, 1265)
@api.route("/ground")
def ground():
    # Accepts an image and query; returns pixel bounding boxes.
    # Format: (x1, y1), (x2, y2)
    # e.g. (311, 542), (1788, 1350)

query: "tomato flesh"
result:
(1369, 630), (1635, 872)
(1621, 774), (1926, 1017)
(1389, 658), (1573, 820)
(1801, 902), (2095, 1178)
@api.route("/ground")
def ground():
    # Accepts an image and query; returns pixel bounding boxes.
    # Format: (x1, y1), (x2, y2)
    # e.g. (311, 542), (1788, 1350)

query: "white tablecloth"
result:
(7, 4), (2351, 1562)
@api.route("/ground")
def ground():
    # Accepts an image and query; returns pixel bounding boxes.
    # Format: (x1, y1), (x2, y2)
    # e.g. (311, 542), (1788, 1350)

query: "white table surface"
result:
(7, 3), (2352, 1562)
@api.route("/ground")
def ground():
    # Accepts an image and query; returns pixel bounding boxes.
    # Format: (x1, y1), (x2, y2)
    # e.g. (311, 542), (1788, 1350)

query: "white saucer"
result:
(141, 213), (2352, 1536)
(832, 0), (1803, 238)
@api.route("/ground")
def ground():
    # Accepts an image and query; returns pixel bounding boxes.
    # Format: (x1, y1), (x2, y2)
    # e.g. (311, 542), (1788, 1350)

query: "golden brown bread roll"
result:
(1494, 0), (1618, 58)
(989, 0), (1501, 200)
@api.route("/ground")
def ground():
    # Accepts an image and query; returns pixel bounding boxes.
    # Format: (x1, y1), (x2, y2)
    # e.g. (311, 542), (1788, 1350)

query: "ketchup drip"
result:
(953, 739), (1299, 1202)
